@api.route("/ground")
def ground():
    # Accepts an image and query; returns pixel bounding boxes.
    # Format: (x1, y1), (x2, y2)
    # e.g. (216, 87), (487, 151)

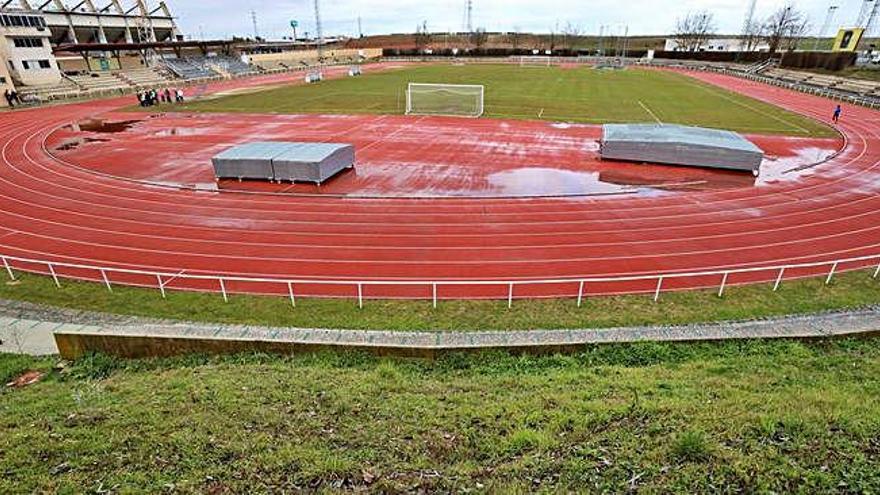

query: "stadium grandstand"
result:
(0, 0), (381, 106)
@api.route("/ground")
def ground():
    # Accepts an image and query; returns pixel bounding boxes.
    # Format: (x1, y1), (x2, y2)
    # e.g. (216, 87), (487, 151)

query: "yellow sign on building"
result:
(832, 28), (865, 52)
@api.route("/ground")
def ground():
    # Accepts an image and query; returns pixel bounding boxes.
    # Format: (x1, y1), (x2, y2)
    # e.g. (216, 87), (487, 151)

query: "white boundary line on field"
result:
(638, 100), (662, 124)
(691, 81), (811, 135)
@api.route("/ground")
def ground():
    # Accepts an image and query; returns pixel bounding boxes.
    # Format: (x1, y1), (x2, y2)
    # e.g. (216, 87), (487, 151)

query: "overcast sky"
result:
(168, 0), (871, 41)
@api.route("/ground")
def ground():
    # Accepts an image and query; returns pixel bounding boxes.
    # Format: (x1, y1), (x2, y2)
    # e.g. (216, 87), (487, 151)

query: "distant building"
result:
(664, 38), (770, 53)
(1, 0), (179, 93)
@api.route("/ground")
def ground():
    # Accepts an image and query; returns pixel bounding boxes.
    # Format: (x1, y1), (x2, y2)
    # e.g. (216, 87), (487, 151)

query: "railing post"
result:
(653, 277), (663, 302)
(288, 282), (296, 307)
(100, 269), (112, 293)
(157, 274), (166, 299)
(773, 267), (786, 291)
(432, 283), (437, 309)
(826, 262), (838, 285)
(577, 280), (585, 307)
(357, 283), (363, 309)
(47, 263), (60, 288)
(219, 278), (228, 302)
(2, 256), (15, 281)
(718, 272), (729, 298)
(508, 282), (514, 309)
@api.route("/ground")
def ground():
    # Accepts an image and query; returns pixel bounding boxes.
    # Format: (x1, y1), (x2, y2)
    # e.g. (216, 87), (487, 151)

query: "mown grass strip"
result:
(2, 267), (880, 331)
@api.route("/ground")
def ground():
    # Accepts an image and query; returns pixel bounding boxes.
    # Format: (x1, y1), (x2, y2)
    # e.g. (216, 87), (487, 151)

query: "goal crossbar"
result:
(516, 56), (552, 67)
(405, 83), (485, 118)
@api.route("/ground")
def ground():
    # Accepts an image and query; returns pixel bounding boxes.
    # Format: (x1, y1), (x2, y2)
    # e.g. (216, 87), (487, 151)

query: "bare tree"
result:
(741, 18), (763, 51)
(470, 27), (488, 49)
(673, 11), (717, 51)
(763, 5), (809, 53)
(560, 22), (582, 50)
(414, 21), (431, 52)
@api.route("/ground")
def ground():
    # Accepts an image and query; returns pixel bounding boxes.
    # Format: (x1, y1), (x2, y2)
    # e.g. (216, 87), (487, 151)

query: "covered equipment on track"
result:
(600, 124), (764, 175)
(212, 141), (355, 184)
(272, 143), (355, 184)
(211, 142), (287, 180)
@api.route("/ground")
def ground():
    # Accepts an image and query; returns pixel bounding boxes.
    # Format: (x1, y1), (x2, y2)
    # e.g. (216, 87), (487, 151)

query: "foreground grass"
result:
(176, 64), (834, 137)
(2, 341), (879, 492)
(3, 269), (880, 330)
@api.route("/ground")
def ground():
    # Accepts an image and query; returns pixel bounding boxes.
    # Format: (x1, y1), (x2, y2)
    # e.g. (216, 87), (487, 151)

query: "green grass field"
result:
(2, 341), (879, 492)
(178, 64), (835, 137)
(4, 268), (880, 331)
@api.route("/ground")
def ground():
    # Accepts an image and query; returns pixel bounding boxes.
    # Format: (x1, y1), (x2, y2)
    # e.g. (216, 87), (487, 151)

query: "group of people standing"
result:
(3, 89), (22, 108)
(138, 87), (185, 107)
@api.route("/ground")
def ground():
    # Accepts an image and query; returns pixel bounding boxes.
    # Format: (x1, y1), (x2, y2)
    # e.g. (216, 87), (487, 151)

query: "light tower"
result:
(865, 0), (880, 35)
(314, 0), (324, 60)
(251, 9), (259, 40)
(813, 4), (839, 50)
(464, 0), (473, 33)
(857, 0), (875, 26)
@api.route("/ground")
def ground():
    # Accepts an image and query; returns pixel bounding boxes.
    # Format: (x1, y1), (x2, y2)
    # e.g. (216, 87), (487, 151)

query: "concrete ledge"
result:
(53, 309), (880, 360)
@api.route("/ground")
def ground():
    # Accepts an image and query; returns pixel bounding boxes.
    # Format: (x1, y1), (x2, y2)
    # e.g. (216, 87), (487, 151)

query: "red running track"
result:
(1, 66), (879, 301)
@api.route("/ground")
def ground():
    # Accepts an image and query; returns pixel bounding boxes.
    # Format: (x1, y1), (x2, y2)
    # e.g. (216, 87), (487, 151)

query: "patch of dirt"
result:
(6, 370), (45, 389)
(76, 119), (141, 133)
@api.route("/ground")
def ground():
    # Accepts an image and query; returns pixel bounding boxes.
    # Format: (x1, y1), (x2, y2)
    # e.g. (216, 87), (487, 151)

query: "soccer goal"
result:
(517, 56), (552, 67)
(405, 83), (484, 118)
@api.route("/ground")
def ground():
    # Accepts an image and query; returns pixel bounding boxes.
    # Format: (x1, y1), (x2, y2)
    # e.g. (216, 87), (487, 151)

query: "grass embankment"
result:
(174, 64), (834, 137)
(2, 340), (879, 492)
(3, 268), (880, 330)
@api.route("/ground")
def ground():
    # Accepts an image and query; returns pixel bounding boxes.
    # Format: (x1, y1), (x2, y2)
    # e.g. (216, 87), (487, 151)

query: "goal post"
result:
(517, 55), (552, 67)
(405, 83), (485, 118)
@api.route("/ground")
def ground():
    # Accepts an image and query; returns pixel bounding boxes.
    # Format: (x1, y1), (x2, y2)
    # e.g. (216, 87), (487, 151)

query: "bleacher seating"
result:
(115, 67), (172, 88)
(253, 57), (318, 72)
(17, 79), (81, 102)
(206, 55), (255, 76)
(764, 68), (813, 83)
(163, 57), (218, 79)
(67, 72), (129, 93)
(836, 79), (880, 95)
(253, 60), (290, 71)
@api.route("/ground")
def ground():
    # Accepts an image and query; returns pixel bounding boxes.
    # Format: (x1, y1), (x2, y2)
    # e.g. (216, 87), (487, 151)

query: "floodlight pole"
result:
(814, 5), (839, 51)
(314, 0), (324, 61)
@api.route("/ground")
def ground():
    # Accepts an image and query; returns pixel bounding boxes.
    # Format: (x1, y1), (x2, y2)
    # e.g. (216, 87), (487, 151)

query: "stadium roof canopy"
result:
(0, 0), (172, 17)
(54, 39), (233, 54)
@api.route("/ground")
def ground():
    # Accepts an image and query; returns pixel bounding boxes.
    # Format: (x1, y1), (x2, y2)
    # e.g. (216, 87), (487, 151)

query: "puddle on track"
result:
(49, 114), (843, 199)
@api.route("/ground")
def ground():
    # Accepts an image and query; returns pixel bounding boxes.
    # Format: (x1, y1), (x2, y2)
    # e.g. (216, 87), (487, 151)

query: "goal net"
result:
(517, 56), (552, 67)
(405, 83), (484, 118)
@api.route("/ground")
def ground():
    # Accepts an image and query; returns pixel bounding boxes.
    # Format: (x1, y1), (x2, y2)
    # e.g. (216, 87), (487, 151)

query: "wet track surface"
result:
(1, 65), (878, 300)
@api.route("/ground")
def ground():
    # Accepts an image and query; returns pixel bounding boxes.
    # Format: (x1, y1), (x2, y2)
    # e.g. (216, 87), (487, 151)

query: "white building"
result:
(0, 11), (59, 86)
(664, 37), (770, 52)
(1, 0), (180, 106)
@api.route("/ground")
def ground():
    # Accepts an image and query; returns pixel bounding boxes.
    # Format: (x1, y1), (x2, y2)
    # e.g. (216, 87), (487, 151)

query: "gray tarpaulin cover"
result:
(212, 142), (355, 183)
(600, 124), (764, 174)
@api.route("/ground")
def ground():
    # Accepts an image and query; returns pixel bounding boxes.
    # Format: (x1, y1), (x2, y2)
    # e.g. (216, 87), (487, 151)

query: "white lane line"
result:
(358, 116), (426, 152)
(0, 230), (18, 242)
(638, 100), (662, 124)
(691, 81), (811, 134)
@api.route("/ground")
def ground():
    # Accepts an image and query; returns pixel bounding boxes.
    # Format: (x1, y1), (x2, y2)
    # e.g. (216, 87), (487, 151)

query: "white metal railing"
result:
(2, 252), (879, 309)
